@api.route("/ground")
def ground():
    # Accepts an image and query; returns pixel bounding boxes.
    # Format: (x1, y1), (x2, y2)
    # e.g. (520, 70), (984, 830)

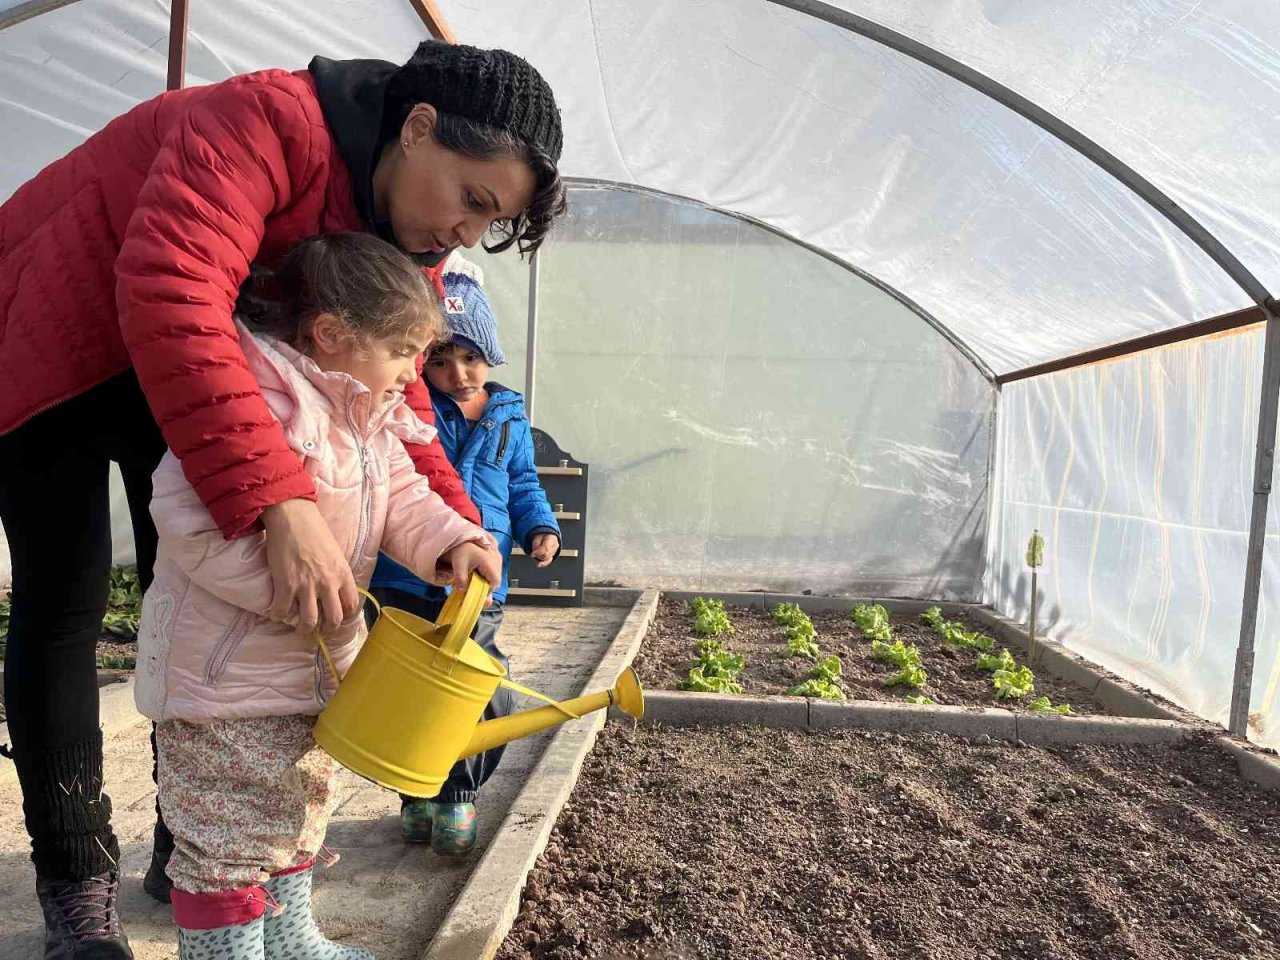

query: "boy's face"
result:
(425, 342), (490, 402)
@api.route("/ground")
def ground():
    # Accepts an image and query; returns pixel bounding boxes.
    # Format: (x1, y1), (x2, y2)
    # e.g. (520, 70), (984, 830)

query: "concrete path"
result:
(0, 602), (630, 960)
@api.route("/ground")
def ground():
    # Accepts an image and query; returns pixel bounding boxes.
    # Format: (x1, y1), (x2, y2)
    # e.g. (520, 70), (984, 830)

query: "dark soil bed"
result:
(499, 724), (1280, 960)
(633, 598), (1106, 715)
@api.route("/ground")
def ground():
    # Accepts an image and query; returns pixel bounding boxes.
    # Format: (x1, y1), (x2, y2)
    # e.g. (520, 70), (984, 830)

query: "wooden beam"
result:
(995, 305), (1266, 385)
(166, 0), (190, 91)
(406, 0), (455, 43)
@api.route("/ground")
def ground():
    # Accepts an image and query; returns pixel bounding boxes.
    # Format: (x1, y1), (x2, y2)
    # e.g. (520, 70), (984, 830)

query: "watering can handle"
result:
(434, 572), (491, 661)
(313, 588), (381, 684)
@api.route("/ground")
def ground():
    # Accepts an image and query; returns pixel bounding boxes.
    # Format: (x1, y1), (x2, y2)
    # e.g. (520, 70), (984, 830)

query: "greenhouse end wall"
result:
(989, 326), (1280, 748)
(512, 186), (995, 599)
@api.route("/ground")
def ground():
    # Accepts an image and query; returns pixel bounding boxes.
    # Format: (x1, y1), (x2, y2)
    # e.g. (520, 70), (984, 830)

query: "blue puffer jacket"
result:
(372, 383), (560, 604)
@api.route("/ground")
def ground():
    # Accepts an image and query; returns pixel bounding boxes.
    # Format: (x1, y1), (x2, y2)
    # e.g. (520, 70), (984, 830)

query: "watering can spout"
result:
(461, 666), (645, 760)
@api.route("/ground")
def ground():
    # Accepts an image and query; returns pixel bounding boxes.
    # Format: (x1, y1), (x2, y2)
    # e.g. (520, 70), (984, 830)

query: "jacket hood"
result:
(309, 55), (449, 270)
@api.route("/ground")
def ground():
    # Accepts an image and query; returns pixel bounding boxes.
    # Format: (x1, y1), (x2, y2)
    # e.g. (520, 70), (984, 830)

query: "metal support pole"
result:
(524, 250), (540, 427)
(1229, 301), (1280, 737)
(166, 0), (189, 91)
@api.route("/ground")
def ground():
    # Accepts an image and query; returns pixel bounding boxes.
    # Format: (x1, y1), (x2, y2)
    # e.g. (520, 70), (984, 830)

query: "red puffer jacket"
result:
(0, 68), (478, 535)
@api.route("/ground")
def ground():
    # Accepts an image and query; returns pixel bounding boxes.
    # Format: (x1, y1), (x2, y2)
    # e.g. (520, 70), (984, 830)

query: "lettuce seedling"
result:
(941, 621), (995, 651)
(691, 597), (734, 637)
(976, 648), (1017, 674)
(992, 665), (1035, 699)
(784, 626), (820, 660)
(772, 602), (807, 625)
(851, 603), (894, 641)
(871, 638), (922, 669)
(1027, 696), (1072, 715)
(680, 638), (745, 694)
(787, 656), (846, 700)
(682, 667), (743, 694)
(886, 663), (928, 689)
(905, 695), (935, 705)
(921, 606), (946, 631)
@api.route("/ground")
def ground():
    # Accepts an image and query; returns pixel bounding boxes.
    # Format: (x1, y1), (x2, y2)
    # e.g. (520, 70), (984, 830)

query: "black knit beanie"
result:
(386, 40), (563, 164)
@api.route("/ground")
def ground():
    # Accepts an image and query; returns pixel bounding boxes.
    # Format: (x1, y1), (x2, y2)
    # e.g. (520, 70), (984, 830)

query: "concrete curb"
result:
(421, 589), (659, 960)
(0, 675), (145, 787)
(656, 588), (977, 618)
(1215, 736), (1280, 792)
(631, 690), (1195, 746)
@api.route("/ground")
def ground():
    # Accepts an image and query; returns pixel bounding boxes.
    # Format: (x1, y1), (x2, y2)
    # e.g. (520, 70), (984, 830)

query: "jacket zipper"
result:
(203, 611), (251, 685)
(346, 396), (374, 569)
(315, 649), (329, 705)
(495, 421), (511, 465)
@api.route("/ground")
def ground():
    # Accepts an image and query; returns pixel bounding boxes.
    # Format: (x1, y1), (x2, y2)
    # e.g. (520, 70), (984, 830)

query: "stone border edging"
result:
(631, 690), (1196, 746)
(421, 589), (660, 960)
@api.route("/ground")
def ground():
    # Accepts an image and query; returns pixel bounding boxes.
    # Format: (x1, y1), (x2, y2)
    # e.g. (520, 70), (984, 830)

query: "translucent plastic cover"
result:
(989, 327), (1280, 747)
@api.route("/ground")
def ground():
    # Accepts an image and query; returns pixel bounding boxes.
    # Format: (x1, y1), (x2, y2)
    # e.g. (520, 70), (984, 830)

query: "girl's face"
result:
(376, 106), (536, 256)
(425, 342), (490, 402)
(309, 316), (433, 406)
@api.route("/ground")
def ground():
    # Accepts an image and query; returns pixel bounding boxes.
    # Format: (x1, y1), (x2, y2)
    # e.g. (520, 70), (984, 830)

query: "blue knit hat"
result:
(440, 273), (505, 367)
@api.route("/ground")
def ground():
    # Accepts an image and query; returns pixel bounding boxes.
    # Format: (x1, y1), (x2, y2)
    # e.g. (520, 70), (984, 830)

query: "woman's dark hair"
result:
(237, 233), (442, 349)
(431, 111), (567, 257)
(384, 40), (568, 256)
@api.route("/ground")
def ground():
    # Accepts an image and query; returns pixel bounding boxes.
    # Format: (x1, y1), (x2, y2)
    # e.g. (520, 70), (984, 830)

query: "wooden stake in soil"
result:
(1026, 529), (1044, 663)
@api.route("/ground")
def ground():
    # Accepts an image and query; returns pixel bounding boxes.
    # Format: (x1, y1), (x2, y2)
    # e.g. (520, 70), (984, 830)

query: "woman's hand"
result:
(262, 499), (359, 632)
(529, 533), (560, 568)
(434, 539), (502, 604)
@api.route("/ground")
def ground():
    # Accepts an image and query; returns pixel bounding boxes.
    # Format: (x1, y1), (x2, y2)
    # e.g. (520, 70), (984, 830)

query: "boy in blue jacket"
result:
(370, 264), (560, 856)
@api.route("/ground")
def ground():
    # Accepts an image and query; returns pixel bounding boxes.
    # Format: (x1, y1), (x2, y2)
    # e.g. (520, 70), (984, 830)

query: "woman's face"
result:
(375, 105), (536, 256)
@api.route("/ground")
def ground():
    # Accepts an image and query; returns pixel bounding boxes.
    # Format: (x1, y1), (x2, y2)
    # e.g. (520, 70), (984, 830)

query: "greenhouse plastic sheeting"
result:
(436, 0), (1252, 374)
(989, 327), (1280, 748)
(2, 0), (1267, 375)
(527, 186), (993, 596)
(825, 0), (1280, 307)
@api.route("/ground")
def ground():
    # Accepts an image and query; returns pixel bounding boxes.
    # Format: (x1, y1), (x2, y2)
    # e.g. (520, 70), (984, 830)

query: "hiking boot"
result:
(398, 800), (433, 844)
(37, 872), (133, 959)
(430, 802), (477, 857)
(142, 820), (174, 904)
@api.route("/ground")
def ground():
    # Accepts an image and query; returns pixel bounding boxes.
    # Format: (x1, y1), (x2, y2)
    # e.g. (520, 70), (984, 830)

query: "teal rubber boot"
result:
(399, 800), (434, 844)
(178, 916), (265, 960)
(430, 802), (477, 857)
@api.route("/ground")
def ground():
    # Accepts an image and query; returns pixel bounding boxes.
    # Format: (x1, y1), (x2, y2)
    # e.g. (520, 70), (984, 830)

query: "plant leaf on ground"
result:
(691, 597), (734, 637)
(1027, 695), (1072, 715)
(773, 603), (820, 659)
(905, 694), (935, 705)
(850, 603), (894, 641)
(993, 665), (1035, 700)
(921, 606), (946, 632)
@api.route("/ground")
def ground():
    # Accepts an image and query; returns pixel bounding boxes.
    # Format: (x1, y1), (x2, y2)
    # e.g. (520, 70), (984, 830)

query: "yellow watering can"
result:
(312, 574), (644, 798)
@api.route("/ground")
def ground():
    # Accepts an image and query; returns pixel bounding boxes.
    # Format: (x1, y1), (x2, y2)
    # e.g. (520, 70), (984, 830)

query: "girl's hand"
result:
(262, 499), (359, 633)
(435, 540), (502, 604)
(529, 533), (560, 568)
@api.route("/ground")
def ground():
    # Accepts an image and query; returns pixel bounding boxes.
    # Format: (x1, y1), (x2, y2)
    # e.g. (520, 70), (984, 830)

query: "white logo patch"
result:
(445, 296), (466, 314)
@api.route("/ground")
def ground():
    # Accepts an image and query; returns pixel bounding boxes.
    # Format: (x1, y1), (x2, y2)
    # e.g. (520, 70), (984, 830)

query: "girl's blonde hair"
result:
(238, 233), (442, 351)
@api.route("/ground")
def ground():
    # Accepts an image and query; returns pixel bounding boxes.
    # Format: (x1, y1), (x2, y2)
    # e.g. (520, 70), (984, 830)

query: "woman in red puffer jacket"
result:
(0, 39), (564, 958)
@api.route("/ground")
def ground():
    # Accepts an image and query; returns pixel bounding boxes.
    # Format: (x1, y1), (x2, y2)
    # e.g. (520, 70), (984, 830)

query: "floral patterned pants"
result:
(156, 715), (337, 893)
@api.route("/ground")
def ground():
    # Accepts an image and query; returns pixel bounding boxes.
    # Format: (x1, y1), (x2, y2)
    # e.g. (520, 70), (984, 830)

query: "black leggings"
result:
(0, 372), (167, 878)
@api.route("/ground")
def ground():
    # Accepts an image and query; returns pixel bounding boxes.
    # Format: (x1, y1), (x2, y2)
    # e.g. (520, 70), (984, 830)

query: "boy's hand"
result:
(529, 533), (560, 568)
(436, 539), (502, 605)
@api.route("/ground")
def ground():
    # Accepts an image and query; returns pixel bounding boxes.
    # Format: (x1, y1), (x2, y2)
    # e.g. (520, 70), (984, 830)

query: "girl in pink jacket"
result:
(134, 233), (499, 960)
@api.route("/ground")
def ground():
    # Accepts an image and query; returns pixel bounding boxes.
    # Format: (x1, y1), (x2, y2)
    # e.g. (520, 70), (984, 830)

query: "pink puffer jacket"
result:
(135, 322), (489, 723)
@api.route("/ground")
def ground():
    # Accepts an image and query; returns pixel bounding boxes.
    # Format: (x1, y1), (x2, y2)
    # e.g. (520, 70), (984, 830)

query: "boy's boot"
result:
(142, 817), (175, 904)
(263, 863), (374, 960)
(398, 799), (433, 844)
(430, 802), (477, 857)
(18, 735), (132, 958)
(36, 873), (133, 959)
(172, 887), (268, 960)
